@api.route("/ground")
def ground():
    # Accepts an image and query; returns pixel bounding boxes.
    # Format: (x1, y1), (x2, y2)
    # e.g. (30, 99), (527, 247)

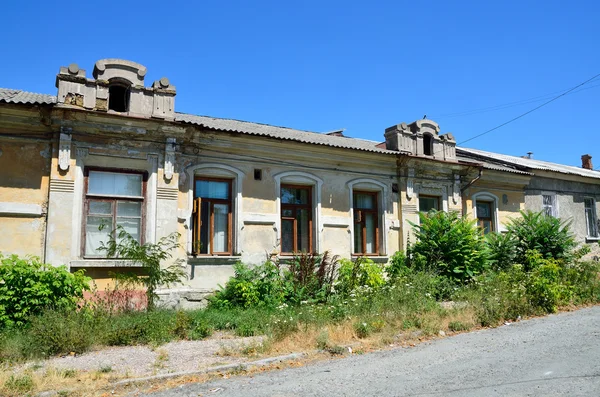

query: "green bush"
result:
(26, 309), (97, 357)
(281, 251), (339, 304)
(408, 211), (488, 282)
(386, 251), (409, 283)
(485, 232), (518, 271)
(0, 254), (90, 327)
(336, 257), (385, 295)
(210, 261), (284, 309)
(506, 211), (577, 269)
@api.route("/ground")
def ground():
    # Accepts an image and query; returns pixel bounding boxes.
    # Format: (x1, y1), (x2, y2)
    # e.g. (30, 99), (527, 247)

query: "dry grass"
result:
(0, 365), (130, 397)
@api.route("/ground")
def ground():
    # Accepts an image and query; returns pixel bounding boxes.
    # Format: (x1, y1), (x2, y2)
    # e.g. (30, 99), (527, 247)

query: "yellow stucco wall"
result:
(463, 187), (525, 231)
(0, 141), (50, 258)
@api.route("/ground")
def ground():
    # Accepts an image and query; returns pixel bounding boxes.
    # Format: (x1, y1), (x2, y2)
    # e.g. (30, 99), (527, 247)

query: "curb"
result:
(112, 352), (306, 387)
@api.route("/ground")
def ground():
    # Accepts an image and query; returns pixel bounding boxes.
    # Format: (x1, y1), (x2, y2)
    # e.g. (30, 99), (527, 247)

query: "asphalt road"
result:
(145, 306), (600, 396)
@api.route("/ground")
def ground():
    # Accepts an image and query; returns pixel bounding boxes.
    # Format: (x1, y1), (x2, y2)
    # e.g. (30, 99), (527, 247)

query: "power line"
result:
(432, 77), (600, 120)
(457, 72), (600, 147)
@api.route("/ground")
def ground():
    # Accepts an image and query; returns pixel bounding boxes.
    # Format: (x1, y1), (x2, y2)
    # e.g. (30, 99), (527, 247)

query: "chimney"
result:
(582, 154), (593, 170)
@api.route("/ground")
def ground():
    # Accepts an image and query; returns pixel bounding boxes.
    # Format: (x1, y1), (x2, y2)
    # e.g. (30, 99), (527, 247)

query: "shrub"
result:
(485, 232), (518, 271)
(408, 211), (488, 282)
(210, 261), (284, 309)
(26, 309), (97, 357)
(98, 228), (187, 311)
(0, 254), (90, 328)
(336, 257), (385, 295)
(281, 251), (339, 303)
(505, 211), (577, 269)
(386, 251), (409, 283)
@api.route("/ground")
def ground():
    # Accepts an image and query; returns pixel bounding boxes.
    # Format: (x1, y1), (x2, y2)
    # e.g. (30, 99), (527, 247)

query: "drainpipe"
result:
(42, 135), (54, 263)
(461, 166), (483, 193)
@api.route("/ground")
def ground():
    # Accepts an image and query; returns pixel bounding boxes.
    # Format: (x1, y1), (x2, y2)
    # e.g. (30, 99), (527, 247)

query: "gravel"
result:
(143, 306), (600, 397)
(26, 333), (264, 377)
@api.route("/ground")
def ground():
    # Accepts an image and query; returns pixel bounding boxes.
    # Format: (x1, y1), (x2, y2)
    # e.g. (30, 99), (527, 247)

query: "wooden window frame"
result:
(192, 177), (233, 256)
(280, 184), (313, 255)
(584, 197), (599, 238)
(82, 167), (147, 258)
(353, 190), (380, 256)
(476, 200), (494, 234)
(419, 195), (441, 213)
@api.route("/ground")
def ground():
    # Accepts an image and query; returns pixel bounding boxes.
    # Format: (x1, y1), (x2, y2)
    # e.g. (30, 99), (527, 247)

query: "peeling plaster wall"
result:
(0, 141), (50, 258)
(525, 176), (600, 244)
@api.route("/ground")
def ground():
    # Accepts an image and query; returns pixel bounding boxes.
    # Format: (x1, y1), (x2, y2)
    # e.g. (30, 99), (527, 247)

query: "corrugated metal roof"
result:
(0, 88), (56, 105)
(458, 147), (600, 180)
(456, 154), (532, 175)
(175, 113), (406, 155)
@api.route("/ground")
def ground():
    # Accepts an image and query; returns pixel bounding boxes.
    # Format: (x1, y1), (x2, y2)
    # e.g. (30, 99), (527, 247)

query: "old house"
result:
(1, 58), (598, 307)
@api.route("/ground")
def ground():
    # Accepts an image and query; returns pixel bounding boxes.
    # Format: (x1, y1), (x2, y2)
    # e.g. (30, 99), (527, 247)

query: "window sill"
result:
(586, 237), (600, 243)
(187, 256), (241, 266)
(70, 259), (143, 268)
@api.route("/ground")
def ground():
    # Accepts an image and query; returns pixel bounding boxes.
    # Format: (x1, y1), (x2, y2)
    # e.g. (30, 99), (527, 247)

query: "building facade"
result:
(1, 59), (599, 307)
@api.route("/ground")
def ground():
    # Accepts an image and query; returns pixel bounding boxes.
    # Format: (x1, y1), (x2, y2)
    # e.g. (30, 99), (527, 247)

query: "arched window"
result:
(472, 192), (499, 234)
(108, 83), (130, 112)
(423, 133), (433, 155)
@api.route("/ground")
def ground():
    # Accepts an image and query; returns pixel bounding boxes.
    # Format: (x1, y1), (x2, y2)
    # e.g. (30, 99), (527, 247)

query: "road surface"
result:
(144, 306), (600, 396)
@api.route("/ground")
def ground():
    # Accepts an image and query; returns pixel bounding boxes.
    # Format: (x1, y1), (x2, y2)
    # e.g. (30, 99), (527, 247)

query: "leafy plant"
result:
(386, 251), (409, 283)
(282, 251), (339, 303)
(505, 211), (577, 270)
(408, 211), (488, 282)
(98, 227), (187, 310)
(485, 232), (518, 271)
(0, 254), (90, 327)
(336, 256), (385, 295)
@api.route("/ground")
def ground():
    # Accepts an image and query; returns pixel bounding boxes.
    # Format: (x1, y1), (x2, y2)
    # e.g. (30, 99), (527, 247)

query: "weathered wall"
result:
(0, 140), (51, 258)
(463, 186), (526, 231)
(525, 175), (600, 243)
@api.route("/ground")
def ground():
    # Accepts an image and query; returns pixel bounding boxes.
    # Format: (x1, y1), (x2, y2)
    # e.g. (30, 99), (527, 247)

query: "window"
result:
(476, 201), (494, 234)
(108, 83), (130, 112)
(419, 195), (440, 213)
(84, 170), (145, 257)
(280, 185), (312, 254)
(353, 191), (379, 255)
(542, 194), (558, 217)
(423, 134), (433, 155)
(585, 198), (599, 238)
(192, 178), (232, 255)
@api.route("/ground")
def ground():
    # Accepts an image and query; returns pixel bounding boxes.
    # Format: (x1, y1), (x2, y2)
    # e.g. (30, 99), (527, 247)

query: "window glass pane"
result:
(297, 209), (310, 252)
(117, 202), (141, 217)
(476, 202), (492, 218)
(199, 201), (210, 254)
(88, 171), (142, 196)
(282, 209), (294, 217)
(355, 193), (375, 209)
(281, 187), (309, 204)
(89, 201), (112, 215)
(281, 219), (294, 253)
(195, 180), (229, 199)
(365, 213), (376, 253)
(86, 216), (112, 256)
(481, 220), (492, 235)
(213, 203), (229, 252)
(419, 196), (439, 212)
(353, 222), (363, 254)
(116, 217), (141, 243)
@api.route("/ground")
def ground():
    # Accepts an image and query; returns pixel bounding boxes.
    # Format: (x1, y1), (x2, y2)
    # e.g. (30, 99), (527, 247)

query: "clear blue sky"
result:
(3, 1), (599, 167)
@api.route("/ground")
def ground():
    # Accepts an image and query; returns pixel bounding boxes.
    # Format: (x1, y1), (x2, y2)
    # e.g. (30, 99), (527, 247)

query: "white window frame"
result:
(274, 171), (323, 254)
(471, 192), (501, 233)
(542, 192), (559, 218)
(184, 163), (243, 256)
(347, 178), (388, 256)
(584, 197), (599, 239)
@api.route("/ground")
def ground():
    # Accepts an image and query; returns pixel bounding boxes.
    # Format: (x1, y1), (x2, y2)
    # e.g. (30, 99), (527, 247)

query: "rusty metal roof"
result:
(458, 147), (600, 180)
(0, 88), (56, 105)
